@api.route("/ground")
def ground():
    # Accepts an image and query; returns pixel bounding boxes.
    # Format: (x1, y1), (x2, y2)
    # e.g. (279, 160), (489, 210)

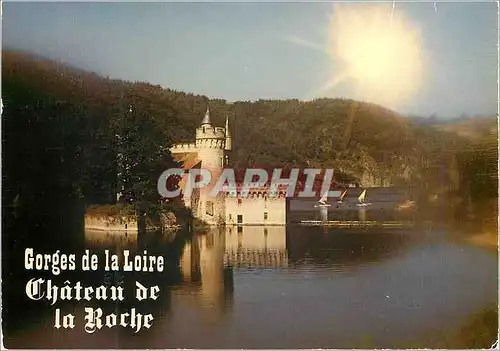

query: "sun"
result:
(321, 3), (425, 109)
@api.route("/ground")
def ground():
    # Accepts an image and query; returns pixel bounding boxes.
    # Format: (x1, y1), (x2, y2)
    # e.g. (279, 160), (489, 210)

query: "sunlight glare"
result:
(324, 3), (425, 109)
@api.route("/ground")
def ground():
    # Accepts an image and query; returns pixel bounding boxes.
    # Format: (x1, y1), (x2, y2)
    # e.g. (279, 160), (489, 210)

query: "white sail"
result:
(358, 189), (366, 203)
(314, 190), (331, 208)
(319, 191), (328, 204)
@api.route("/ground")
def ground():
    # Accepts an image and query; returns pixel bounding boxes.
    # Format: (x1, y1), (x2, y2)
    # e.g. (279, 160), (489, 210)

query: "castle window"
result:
(264, 212), (268, 220)
(238, 198), (242, 205)
(206, 201), (214, 216)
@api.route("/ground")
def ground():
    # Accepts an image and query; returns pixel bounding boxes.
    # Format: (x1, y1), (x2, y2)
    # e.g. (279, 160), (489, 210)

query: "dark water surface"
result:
(3, 223), (497, 349)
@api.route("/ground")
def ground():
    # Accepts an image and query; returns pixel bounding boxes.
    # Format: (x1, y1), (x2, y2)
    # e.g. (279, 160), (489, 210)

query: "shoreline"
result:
(84, 225), (181, 233)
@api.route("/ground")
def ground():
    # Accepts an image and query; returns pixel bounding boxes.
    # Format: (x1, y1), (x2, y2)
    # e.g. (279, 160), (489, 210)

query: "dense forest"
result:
(2, 50), (497, 226)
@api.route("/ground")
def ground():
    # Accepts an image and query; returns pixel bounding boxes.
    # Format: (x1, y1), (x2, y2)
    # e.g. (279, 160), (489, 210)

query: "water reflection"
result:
(84, 229), (137, 250)
(358, 207), (367, 222)
(224, 226), (288, 268)
(313, 206), (370, 223)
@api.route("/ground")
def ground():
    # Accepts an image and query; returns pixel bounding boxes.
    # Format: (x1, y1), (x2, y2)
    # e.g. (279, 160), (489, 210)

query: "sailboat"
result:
(337, 189), (347, 204)
(314, 191), (331, 207)
(356, 189), (372, 207)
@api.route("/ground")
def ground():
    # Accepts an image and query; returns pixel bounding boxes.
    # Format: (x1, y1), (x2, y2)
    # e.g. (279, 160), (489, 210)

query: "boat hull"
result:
(357, 203), (372, 207)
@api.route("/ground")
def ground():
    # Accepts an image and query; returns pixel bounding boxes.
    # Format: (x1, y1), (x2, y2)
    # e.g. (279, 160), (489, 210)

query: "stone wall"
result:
(225, 196), (286, 225)
(84, 214), (138, 233)
(170, 143), (198, 154)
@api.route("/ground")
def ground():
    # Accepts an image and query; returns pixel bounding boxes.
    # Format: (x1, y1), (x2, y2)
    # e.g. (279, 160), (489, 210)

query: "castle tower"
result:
(170, 106), (287, 226)
(195, 107), (227, 224)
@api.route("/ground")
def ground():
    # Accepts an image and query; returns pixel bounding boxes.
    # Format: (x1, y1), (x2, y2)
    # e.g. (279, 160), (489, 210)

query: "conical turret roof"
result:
(225, 115), (231, 136)
(201, 107), (211, 125)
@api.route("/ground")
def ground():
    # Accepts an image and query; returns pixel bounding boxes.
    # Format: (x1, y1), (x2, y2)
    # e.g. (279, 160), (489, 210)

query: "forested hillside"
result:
(2, 50), (497, 218)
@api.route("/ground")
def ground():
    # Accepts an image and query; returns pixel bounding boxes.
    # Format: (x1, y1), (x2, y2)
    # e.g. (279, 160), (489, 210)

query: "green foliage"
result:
(460, 129), (498, 200)
(2, 50), (183, 222)
(192, 218), (210, 233)
(229, 98), (419, 187)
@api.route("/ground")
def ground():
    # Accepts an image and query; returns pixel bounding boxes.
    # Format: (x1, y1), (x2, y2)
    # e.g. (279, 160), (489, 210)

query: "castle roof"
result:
(170, 152), (201, 195)
(201, 107), (211, 125)
(173, 152), (200, 170)
(219, 166), (341, 197)
(225, 115), (231, 136)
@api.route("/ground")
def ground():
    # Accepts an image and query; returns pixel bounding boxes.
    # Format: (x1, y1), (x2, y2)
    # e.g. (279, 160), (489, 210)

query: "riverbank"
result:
(441, 306), (498, 349)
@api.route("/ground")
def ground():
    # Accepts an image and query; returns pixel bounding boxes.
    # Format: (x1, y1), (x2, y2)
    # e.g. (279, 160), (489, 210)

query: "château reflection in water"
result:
(84, 224), (418, 281)
(83, 225), (418, 320)
(177, 228), (233, 319)
(224, 226), (288, 268)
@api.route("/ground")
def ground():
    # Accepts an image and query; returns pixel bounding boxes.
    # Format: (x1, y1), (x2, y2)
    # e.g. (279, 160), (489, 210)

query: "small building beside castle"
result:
(170, 108), (287, 226)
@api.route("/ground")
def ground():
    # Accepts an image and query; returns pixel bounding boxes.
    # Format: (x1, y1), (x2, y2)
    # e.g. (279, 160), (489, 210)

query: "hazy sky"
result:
(3, 1), (498, 118)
